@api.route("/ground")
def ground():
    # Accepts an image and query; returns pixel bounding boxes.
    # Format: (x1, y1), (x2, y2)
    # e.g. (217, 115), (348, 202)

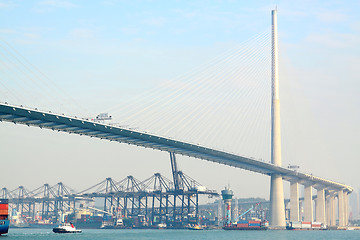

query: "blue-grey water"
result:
(3, 228), (360, 240)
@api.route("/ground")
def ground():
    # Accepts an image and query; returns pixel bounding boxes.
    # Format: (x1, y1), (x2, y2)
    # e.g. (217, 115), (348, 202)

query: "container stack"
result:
(0, 199), (8, 220)
(236, 220), (248, 228)
(248, 220), (261, 228)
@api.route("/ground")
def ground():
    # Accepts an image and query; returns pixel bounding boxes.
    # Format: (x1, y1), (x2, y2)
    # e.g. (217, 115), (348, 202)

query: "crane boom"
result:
(234, 203), (260, 222)
(88, 206), (112, 215)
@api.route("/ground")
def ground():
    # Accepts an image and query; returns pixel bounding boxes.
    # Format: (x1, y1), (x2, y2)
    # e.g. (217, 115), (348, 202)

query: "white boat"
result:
(53, 222), (82, 233)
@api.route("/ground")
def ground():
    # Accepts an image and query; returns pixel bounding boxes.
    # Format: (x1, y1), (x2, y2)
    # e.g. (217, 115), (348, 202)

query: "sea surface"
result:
(3, 228), (360, 240)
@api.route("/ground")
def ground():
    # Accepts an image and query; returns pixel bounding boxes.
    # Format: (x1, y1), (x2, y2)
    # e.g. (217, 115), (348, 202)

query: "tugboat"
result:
(187, 224), (204, 230)
(53, 222), (82, 233)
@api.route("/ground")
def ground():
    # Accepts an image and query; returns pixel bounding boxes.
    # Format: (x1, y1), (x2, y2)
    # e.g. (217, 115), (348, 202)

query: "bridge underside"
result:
(0, 103), (353, 194)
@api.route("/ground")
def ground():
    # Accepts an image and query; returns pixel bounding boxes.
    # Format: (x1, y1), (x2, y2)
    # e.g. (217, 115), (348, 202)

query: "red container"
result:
(0, 204), (8, 210)
(0, 209), (8, 215)
(302, 222), (311, 224)
(248, 220), (261, 224)
(236, 224), (249, 227)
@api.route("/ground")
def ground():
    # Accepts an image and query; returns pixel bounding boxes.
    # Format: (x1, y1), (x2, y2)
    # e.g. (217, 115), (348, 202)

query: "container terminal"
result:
(1, 153), (355, 230)
(1, 174), (272, 229)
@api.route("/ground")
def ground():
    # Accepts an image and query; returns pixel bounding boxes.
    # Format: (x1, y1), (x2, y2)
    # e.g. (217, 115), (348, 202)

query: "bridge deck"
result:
(0, 103), (352, 193)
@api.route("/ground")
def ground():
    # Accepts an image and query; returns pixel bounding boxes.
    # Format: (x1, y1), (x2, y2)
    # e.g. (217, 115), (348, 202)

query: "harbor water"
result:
(3, 228), (360, 240)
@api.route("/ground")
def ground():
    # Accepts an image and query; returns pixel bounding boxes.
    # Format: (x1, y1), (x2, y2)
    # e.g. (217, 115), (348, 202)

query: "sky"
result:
(0, 0), (359, 210)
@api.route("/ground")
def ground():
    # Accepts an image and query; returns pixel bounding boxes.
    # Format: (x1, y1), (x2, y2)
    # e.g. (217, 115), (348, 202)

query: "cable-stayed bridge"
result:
(0, 101), (352, 192)
(0, 10), (353, 228)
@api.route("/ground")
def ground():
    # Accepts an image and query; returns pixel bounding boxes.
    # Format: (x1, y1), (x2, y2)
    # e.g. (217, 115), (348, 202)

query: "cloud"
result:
(0, 28), (17, 34)
(69, 28), (95, 38)
(101, 0), (120, 6)
(350, 21), (360, 32)
(121, 27), (139, 35)
(316, 11), (348, 23)
(306, 32), (359, 48)
(23, 33), (41, 40)
(32, 0), (77, 13)
(144, 17), (166, 27)
(0, 0), (17, 8)
(40, 0), (77, 8)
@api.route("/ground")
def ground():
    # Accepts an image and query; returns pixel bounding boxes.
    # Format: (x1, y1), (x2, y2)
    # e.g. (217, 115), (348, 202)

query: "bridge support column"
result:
(269, 9), (286, 228)
(269, 174), (286, 228)
(316, 188), (326, 224)
(290, 181), (299, 222)
(326, 193), (331, 226)
(338, 190), (345, 226)
(304, 185), (313, 222)
(330, 193), (336, 226)
(345, 192), (349, 226)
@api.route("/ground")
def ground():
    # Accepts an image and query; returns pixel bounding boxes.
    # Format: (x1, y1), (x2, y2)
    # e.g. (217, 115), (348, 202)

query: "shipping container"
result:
(237, 220), (248, 224)
(248, 220), (261, 224)
(236, 224), (248, 227)
(0, 210), (8, 215)
(0, 205), (8, 210)
(301, 224), (311, 228)
(249, 223), (261, 226)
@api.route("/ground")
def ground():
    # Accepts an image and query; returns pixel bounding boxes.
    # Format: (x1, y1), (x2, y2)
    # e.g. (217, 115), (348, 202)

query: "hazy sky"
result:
(0, 0), (359, 205)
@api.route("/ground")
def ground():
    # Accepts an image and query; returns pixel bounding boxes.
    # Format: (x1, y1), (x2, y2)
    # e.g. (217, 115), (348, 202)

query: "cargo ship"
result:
(0, 199), (9, 235)
(222, 198), (268, 231)
(286, 221), (327, 230)
(223, 220), (269, 230)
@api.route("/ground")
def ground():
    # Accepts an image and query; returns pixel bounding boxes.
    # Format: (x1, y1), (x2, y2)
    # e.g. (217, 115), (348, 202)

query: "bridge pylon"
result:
(269, 9), (286, 228)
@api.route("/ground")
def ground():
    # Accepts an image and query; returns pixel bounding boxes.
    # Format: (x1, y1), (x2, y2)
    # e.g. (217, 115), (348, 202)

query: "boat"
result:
(53, 222), (82, 233)
(0, 199), (9, 235)
(222, 203), (268, 230)
(223, 220), (268, 230)
(10, 212), (30, 228)
(286, 221), (327, 230)
(187, 224), (204, 230)
(151, 223), (167, 229)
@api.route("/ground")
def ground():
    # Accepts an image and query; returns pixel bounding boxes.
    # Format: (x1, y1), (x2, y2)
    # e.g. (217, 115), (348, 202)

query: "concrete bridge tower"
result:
(269, 9), (286, 228)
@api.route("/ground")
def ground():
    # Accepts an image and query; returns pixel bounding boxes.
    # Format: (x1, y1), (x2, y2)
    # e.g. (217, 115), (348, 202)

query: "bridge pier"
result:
(269, 174), (286, 227)
(338, 190), (345, 226)
(315, 188), (326, 224)
(304, 185), (313, 222)
(290, 181), (299, 222)
(326, 192), (332, 226)
(345, 192), (349, 226)
(329, 192), (336, 226)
